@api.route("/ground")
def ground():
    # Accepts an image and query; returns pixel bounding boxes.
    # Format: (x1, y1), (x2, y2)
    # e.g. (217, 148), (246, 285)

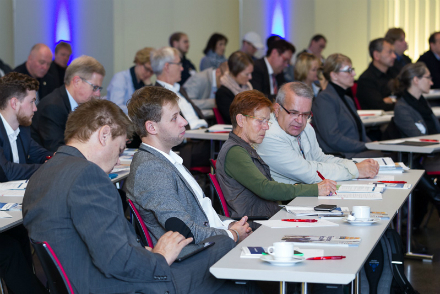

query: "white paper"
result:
(319, 193), (383, 200)
(0, 180), (27, 190)
(356, 175), (394, 181)
(0, 211), (12, 218)
(0, 190), (25, 197)
(337, 185), (383, 193)
(255, 219), (338, 228)
(207, 124), (233, 132)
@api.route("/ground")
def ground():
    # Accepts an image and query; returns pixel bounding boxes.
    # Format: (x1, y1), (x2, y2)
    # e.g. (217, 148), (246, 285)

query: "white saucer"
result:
(260, 255), (305, 266)
(343, 218), (379, 226)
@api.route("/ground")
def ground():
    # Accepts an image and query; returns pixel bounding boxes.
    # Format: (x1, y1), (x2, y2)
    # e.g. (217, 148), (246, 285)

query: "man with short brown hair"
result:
(169, 32), (196, 85)
(49, 41), (72, 85)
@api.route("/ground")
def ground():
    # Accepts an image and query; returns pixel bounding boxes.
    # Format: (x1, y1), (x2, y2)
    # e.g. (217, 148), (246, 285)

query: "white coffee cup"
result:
(267, 242), (295, 260)
(352, 206), (371, 220)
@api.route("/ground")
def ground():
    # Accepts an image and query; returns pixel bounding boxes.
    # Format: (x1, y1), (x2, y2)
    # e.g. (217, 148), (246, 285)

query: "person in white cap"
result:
(240, 31), (264, 59)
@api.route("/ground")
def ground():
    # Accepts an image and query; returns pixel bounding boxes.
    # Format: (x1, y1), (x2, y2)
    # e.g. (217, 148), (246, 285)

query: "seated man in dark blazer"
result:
(418, 31), (440, 89)
(14, 43), (59, 101)
(23, 99), (256, 294)
(31, 55), (105, 152)
(125, 86), (252, 247)
(0, 72), (52, 181)
(0, 72), (51, 294)
(251, 39), (295, 101)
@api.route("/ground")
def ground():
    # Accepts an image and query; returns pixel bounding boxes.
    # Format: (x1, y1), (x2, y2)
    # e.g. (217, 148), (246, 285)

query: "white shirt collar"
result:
(0, 113), (20, 140)
(66, 88), (79, 111)
(211, 69), (217, 88)
(157, 80), (181, 93)
(142, 143), (182, 165)
(264, 57), (274, 75)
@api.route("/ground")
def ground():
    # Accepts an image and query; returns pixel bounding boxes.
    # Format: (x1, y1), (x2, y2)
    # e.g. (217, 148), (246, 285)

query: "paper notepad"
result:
(254, 219), (338, 228)
(0, 211), (12, 218)
(357, 175), (394, 181)
(0, 190), (25, 197)
(319, 193), (383, 200)
(337, 185), (383, 193)
(0, 180), (27, 190)
(283, 206), (345, 216)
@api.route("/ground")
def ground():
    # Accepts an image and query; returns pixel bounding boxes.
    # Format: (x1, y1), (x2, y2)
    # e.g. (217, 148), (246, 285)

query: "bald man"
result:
(14, 43), (60, 101)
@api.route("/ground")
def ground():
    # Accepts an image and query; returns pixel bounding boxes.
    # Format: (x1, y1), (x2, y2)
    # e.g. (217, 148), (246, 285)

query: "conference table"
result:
(210, 169), (424, 293)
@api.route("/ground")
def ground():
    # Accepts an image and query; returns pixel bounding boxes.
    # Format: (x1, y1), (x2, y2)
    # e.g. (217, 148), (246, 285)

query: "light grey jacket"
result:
(394, 97), (440, 137)
(257, 114), (359, 184)
(312, 83), (369, 158)
(125, 144), (229, 245)
(183, 67), (216, 110)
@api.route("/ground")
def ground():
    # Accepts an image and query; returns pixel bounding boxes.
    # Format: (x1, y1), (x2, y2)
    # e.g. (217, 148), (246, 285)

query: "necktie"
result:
(297, 135), (305, 159)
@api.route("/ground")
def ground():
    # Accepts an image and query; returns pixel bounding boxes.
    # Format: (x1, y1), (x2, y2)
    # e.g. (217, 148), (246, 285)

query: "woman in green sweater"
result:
(215, 90), (337, 221)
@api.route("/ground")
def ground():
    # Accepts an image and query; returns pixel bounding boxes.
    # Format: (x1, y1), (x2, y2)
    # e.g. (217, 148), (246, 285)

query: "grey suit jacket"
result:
(312, 83), (369, 158)
(22, 146), (175, 294)
(125, 144), (230, 245)
(394, 97), (440, 137)
(183, 67), (216, 110)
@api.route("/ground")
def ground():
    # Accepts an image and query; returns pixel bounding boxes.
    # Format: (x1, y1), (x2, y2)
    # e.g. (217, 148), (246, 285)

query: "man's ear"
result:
(373, 50), (380, 62)
(145, 120), (157, 135)
(273, 103), (280, 118)
(98, 125), (111, 146)
(9, 97), (19, 111)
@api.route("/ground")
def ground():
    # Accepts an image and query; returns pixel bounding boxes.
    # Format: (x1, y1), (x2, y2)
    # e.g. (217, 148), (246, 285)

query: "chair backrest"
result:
(128, 199), (154, 248)
(213, 108), (225, 124)
(351, 82), (362, 110)
(30, 240), (74, 294)
(209, 159), (217, 171)
(208, 174), (230, 217)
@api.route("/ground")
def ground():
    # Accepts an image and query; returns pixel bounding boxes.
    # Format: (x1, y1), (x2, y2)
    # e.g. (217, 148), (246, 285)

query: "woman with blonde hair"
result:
(294, 53), (322, 96)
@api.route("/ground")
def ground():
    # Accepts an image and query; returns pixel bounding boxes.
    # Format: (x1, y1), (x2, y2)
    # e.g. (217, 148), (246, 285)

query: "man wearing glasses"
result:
(257, 82), (379, 185)
(31, 55), (105, 152)
(250, 39), (295, 101)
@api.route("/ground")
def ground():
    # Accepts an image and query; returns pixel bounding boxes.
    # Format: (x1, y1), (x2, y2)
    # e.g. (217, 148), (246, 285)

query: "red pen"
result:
(378, 181), (407, 184)
(307, 256), (346, 260)
(281, 219), (318, 222)
(316, 171), (337, 195)
(420, 139), (439, 142)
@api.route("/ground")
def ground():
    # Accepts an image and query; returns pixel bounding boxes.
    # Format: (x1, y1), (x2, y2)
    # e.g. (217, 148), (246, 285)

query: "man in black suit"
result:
(251, 39), (295, 101)
(151, 47), (209, 168)
(14, 43), (59, 101)
(0, 72), (51, 294)
(418, 32), (440, 89)
(48, 41), (72, 86)
(31, 55), (105, 152)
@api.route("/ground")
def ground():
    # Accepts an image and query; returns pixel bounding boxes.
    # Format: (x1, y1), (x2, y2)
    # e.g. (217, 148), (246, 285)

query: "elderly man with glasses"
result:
(256, 82), (379, 185)
(31, 55), (105, 152)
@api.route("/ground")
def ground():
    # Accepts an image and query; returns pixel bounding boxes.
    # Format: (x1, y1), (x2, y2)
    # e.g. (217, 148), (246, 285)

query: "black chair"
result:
(128, 199), (154, 248)
(30, 239), (74, 294)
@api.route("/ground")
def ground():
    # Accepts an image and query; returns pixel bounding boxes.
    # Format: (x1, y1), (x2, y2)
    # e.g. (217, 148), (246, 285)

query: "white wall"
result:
(0, 0), (14, 67)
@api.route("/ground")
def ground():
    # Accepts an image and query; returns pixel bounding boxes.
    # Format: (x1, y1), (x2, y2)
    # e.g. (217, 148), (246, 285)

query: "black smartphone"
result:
(175, 242), (215, 262)
(314, 204), (337, 211)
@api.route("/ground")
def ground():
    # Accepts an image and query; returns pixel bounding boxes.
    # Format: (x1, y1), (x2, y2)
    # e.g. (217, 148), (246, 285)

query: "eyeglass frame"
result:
(168, 62), (183, 67)
(142, 64), (154, 74)
(278, 104), (313, 120)
(338, 67), (355, 74)
(242, 114), (273, 127)
(80, 77), (103, 92)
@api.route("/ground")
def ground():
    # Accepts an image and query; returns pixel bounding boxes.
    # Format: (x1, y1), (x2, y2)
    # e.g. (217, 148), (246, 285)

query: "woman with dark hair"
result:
(215, 90), (336, 222)
(391, 62), (438, 137)
(215, 51), (254, 124)
(200, 33), (228, 71)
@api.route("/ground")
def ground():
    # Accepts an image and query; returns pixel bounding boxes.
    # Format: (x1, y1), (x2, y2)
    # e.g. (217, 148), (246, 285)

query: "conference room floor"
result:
(26, 205), (440, 294)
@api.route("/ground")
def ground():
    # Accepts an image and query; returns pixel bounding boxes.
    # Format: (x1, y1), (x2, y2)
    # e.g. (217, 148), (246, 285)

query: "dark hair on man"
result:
(169, 32), (186, 47)
(65, 99), (131, 143)
(385, 28), (405, 44)
(228, 51), (254, 77)
(55, 41), (72, 54)
(230, 90), (273, 129)
(266, 39), (296, 57)
(203, 33), (228, 55)
(389, 62), (428, 95)
(0, 72), (39, 110)
(309, 34), (327, 46)
(368, 37), (392, 59)
(127, 86), (178, 138)
(266, 35), (282, 48)
(429, 32), (440, 44)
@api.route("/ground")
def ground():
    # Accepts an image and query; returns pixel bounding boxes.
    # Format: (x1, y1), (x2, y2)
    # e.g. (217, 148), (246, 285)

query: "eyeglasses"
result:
(80, 78), (103, 92)
(243, 114), (273, 127)
(422, 75), (432, 80)
(168, 62), (183, 66)
(279, 104), (313, 120)
(338, 67), (355, 74)
(143, 64), (154, 74)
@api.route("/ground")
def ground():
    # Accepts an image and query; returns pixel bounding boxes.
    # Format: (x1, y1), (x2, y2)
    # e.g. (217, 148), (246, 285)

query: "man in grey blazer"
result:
(125, 86), (252, 246)
(183, 62), (228, 116)
(257, 82), (379, 185)
(23, 99), (253, 294)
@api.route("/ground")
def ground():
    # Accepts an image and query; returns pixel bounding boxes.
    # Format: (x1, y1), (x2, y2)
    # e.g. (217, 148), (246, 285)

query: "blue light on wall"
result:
(55, 0), (71, 43)
(271, 1), (285, 38)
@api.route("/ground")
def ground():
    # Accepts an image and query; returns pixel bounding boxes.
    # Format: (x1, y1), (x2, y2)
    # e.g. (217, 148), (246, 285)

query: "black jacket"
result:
(418, 50), (440, 89)
(14, 62), (60, 100)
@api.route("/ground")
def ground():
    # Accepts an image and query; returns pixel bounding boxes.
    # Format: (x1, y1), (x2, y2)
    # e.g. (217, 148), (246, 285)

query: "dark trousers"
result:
(0, 225), (47, 294)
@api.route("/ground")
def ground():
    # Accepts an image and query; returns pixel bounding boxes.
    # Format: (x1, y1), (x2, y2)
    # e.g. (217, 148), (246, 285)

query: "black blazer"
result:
(0, 118), (52, 181)
(31, 86), (71, 152)
(14, 62), (60, 100)
(418, 50), (440, 89)
(250, 58), (285, 101)
(215, 86), (234, 124)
